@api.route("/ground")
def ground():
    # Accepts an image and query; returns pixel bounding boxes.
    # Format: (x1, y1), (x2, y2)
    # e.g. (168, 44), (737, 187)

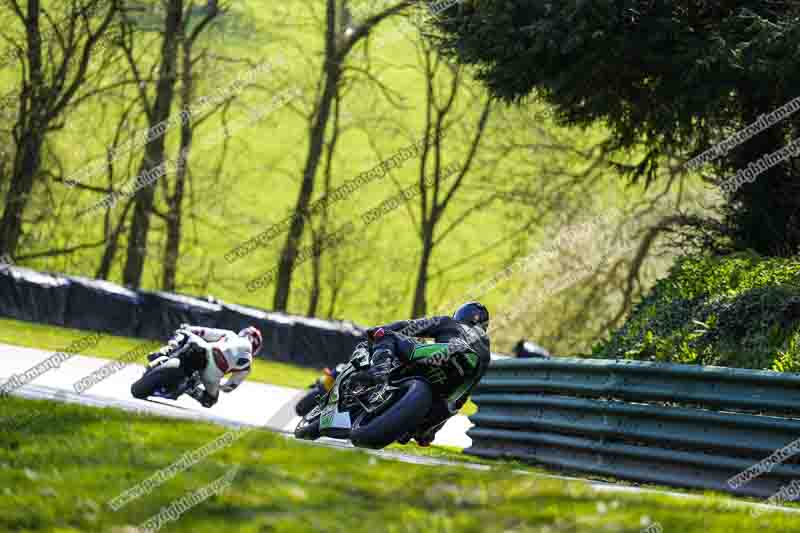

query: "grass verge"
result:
(2, 397), (797, 532)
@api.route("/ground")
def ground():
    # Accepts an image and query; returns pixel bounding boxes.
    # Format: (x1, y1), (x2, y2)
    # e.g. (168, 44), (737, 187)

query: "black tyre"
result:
(295, 385), (323, 417)
(131, 366), (186, 400)
(294, 407), (322, 440)
(350, 378), (433, 450)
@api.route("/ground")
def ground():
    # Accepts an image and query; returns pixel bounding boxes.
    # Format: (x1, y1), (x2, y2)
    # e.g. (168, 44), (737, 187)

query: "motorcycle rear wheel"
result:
(350, 378), (433, 450)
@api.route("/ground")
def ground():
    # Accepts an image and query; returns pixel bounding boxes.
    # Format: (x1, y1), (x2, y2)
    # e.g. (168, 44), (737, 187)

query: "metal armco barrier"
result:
(466, 357), (800, 498)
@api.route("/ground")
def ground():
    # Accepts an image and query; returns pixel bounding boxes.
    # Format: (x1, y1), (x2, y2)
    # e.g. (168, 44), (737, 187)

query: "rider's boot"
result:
(351, 347), (396, 386)
(413, 400), (451, 446)
(414, 420), (446, 447)
(187, 383), (217, 408)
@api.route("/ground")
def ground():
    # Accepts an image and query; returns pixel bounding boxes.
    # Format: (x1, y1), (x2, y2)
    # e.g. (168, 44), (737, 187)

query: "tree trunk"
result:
(0, 130), (43, 258)
(162, 33), (195, 292)
(307, 93), (340, 317)
(0, 0), (118, 258)
(326, 285), (341, 319)
(411, 222), (436, 317)
(273, 0), (340, 311)
(0, 0), (44, 259)
(95, 198), (134, 279)
(307, 242), (322, 317)
(162, 174), (185, 291)
(122, 0), (183, 287)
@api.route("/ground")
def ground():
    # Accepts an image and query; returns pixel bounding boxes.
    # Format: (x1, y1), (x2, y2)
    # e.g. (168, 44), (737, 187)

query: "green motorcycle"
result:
(295, 341), (476, 449)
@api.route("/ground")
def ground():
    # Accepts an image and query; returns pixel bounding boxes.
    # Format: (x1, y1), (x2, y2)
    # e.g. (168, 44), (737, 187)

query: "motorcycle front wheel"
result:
(295, 383), (324, 417)
(131, 366), (186, 400)
(294, 405), (322, 441)
(350, 378), (433, 450)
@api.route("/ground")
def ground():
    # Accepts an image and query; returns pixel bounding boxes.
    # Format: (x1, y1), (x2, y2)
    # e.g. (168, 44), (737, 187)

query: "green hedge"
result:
(592, 252), (800, 371)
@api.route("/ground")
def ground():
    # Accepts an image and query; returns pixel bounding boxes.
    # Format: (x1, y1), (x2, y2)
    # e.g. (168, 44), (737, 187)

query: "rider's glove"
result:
(366, 327), (385, 343)
(351, 342), (370, 359)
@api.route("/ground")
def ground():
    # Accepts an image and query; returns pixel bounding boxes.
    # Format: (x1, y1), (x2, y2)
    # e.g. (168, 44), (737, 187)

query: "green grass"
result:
(2, 396), (797, 533)
(0, 317), (320, 389)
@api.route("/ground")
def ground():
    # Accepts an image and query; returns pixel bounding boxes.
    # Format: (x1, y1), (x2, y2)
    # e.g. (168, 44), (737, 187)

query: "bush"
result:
(591, 251), (800, 370)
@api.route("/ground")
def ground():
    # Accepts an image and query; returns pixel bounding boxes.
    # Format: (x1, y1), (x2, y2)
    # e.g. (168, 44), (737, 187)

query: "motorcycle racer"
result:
(361, 302), (491, 446)
(145, 324), (262, 408)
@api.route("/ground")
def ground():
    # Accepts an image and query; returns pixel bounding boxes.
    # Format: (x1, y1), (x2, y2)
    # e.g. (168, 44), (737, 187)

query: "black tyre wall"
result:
(0, 265), (373, 369)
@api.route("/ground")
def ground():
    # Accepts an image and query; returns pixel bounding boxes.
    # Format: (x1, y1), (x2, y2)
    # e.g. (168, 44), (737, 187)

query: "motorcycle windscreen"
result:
(319, 372), (352, 430)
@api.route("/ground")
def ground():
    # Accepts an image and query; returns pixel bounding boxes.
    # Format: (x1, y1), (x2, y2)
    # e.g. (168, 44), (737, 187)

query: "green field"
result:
(2, 396), (796, 533)
(0, 1), (703, 355)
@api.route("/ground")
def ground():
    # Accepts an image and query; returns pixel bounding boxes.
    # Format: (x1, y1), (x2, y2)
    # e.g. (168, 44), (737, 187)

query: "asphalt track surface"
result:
(2, 342), (798, 515)
(0, 343), (471, 444)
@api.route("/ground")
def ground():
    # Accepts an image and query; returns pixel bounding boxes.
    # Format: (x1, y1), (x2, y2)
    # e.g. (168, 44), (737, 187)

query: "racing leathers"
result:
(148, 325), (253, 408)
(365, 315), (491, 445)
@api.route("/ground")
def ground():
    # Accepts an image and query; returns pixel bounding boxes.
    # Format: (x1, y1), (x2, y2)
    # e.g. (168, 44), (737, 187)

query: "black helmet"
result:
(453, 302), (489, 330)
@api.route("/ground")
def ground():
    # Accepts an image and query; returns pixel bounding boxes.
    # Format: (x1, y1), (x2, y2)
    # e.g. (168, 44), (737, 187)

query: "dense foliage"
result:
(592, 252), (800, 370)
(432, 1), (800, 256)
